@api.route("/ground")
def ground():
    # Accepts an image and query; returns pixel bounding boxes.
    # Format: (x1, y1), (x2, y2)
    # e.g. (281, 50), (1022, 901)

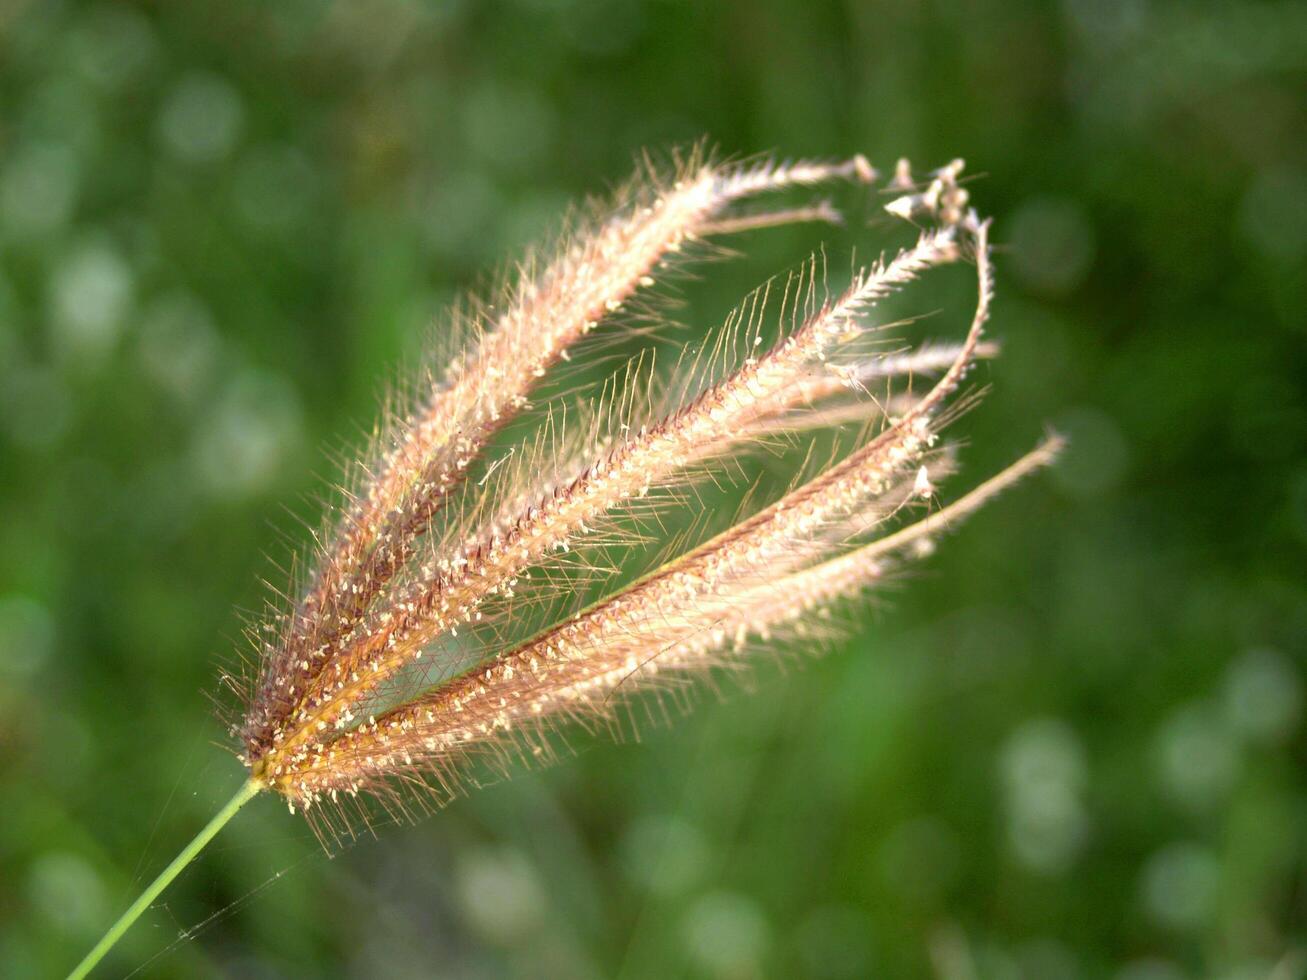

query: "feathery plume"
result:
(231, 155), (1057, 827)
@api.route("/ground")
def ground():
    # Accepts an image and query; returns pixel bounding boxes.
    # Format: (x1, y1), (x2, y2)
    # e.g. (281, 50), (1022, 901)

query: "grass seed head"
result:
(233, 148), (1059, 837)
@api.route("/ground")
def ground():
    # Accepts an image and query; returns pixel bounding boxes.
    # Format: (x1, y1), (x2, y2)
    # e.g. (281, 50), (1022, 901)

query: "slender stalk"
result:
(67, 778), (263, 980)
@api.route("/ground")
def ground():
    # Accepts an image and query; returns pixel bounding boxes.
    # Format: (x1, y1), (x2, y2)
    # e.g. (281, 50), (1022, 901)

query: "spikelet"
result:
(235, 150), (1060, 832)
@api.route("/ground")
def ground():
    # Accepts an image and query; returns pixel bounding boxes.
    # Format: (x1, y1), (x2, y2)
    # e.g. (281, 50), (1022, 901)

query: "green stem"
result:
(67, 778), (263, 980)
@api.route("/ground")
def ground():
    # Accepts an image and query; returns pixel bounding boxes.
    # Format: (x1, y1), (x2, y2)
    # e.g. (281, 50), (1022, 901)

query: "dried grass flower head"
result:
(227, 149), (1060, 835)
(70, 147), (1061, 977)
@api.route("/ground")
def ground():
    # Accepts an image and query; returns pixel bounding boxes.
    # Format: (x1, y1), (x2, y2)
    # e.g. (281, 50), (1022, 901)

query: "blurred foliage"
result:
(1, 0), (1305, 977)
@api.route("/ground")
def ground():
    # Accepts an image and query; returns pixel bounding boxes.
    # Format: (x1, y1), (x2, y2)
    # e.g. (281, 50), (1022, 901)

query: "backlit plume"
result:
(232, 149), (1060, 836)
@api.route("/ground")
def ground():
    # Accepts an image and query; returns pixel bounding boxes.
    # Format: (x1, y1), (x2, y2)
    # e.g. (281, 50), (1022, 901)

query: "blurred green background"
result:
(2, 1), (1305, 977)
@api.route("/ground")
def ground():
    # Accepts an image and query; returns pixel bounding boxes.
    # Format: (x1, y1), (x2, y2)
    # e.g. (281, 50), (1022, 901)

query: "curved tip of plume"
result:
(234, 147), (1059, 833)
